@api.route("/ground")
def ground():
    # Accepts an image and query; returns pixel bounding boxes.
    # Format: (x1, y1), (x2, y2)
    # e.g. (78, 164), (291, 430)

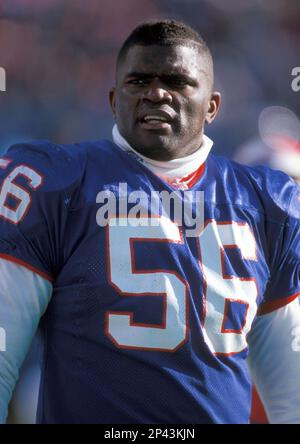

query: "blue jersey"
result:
(0, 139), (300, 423)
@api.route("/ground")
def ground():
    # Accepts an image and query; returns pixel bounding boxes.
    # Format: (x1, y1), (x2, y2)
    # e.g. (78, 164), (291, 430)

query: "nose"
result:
(142, 79), (172, 104)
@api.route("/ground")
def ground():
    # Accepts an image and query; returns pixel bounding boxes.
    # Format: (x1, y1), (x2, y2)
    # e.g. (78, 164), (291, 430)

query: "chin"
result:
(132, 136), (176, 160)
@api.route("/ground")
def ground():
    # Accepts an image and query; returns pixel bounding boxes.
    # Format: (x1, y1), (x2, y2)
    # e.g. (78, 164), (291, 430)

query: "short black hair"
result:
(117, 19), (213, 68)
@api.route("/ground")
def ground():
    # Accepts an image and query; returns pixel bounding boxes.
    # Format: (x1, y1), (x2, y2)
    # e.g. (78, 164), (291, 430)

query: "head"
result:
(109, 20), (221, 160)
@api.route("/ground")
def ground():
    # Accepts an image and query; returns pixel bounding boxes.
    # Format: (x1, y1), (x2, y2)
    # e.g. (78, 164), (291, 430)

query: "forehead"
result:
(117, 44), (208, 79)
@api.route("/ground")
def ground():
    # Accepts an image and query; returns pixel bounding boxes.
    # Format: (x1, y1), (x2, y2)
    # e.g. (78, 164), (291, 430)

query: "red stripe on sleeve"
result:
(257, 291), (300, 316)
(0, 253), (54, 282)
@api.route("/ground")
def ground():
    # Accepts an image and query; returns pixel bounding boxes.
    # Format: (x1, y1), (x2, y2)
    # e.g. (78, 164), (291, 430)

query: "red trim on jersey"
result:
(165, 163), (206, 190)
(0, 253), (53, 282)
(257, 291), (300, 315)
(251, 386), (269, 424)
(3, 191), (22, 212)
(180, 162), (206, 189)
(221, 298), (250, 334)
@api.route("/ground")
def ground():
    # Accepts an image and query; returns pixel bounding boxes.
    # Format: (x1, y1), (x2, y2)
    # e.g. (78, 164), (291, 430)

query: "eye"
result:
(127, 78), (148, 86)
(168, 78), (187, 88)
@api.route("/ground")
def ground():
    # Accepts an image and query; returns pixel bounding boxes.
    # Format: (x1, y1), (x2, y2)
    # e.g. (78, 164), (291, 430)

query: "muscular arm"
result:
(247, 299), (300, 424)
(0, 258), (52, 423)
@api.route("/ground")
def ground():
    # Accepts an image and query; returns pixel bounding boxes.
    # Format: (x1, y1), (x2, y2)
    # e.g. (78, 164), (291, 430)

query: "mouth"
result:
(138, 110), (174, 131)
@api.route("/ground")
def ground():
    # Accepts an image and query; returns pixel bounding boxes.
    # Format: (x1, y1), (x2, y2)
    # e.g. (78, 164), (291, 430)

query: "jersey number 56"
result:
(106, 217), (258, 355)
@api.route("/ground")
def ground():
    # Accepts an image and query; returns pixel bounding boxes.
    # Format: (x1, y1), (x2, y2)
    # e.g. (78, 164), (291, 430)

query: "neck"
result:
(112, 124), (213, 180)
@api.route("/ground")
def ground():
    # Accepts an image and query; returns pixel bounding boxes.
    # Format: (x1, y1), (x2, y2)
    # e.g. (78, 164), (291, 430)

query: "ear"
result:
(205, 92), (221, 124)
(109, 88), (116, 116)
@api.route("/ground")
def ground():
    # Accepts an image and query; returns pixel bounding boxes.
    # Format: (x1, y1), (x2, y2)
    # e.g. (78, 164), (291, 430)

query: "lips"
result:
(142, 115), (169, 123)
(138, 109), (175, 130)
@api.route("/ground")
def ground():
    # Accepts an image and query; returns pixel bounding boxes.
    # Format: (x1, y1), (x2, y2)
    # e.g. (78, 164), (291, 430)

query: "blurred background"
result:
(0, 0), (299, 424)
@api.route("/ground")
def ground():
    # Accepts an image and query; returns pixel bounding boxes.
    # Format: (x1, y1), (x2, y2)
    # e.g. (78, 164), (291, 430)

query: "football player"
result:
(0, 20), (300, 424)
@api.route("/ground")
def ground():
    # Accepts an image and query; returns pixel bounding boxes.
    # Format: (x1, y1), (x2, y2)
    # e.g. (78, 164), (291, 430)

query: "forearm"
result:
(0, 258), (52, 423)
(248, 298), (300, 424)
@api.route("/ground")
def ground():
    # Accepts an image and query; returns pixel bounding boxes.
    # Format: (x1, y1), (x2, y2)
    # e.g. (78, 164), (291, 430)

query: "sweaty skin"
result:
(110, 44), (221, 161)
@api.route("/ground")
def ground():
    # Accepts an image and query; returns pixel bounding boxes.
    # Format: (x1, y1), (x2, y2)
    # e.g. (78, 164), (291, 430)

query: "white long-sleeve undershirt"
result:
(247, 297), (300, 424)
(0, 258), (52, 423)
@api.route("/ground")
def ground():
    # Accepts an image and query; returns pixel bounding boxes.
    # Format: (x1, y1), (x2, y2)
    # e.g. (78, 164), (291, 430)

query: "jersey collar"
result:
(112, 124), (213, 189)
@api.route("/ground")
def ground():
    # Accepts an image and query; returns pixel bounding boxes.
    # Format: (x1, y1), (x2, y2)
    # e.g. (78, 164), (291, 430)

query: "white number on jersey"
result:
(0, 163), (43, 224)
(198, 221), (258, 354)
(107, 218), (258, 355)
(106, 216), (189, 351)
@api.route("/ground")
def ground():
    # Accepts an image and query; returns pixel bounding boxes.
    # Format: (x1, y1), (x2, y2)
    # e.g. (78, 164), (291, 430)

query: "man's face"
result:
(110, 44), (221, 160)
